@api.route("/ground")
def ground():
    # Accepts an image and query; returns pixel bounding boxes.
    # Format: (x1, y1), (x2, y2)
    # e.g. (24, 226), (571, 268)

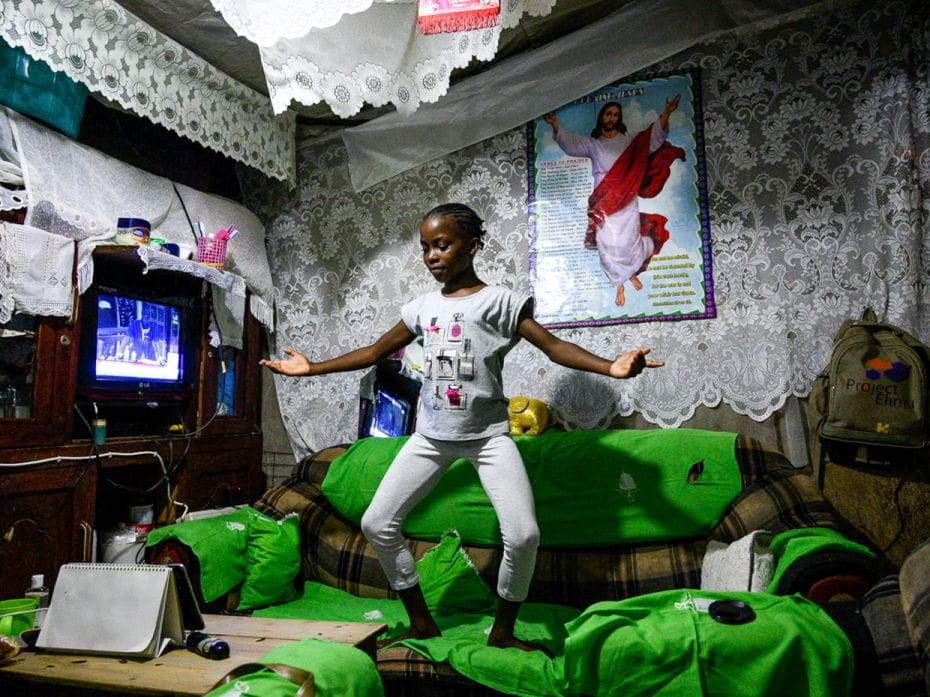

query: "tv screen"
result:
(93, 294), (182, 383)
(369, 390), (412, 438)
(77, 284), (197, 404)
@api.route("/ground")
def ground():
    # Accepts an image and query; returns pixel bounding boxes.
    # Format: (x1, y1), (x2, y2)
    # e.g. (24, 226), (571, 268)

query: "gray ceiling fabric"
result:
(341, 0), (840, 191)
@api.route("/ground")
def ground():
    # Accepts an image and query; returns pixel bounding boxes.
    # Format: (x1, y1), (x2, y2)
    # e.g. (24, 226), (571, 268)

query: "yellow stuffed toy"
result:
(508, 396), (550, 436)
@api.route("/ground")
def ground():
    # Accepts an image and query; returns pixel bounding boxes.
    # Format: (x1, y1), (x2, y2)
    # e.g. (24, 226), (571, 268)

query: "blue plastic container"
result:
(0, 39), (88, 138)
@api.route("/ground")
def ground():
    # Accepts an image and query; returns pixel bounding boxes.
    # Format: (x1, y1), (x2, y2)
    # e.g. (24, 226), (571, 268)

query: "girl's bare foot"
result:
(377, 627), (441, 651)
(615, 284), (626, 306)
(487, 634), (553, 657)
(630, 274), (642, 291)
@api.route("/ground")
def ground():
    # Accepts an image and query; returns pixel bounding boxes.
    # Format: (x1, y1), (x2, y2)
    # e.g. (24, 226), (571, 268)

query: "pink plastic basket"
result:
(195, 237), (227, 269)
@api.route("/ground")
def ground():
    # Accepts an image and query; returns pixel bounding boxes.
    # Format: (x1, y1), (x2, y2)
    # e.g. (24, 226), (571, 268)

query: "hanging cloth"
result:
(417, 0), (500, 35)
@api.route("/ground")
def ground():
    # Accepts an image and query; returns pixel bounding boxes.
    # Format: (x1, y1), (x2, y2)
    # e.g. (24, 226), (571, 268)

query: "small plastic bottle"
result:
(25, 574), (50, 628)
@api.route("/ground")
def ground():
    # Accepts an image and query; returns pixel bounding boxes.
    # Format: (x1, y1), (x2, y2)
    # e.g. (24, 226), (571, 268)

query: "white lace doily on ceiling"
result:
(210, 0), (380, 44)
(209, 0), (555, 117)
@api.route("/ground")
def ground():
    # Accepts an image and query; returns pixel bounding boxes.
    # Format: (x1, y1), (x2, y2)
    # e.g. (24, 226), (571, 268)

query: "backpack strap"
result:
(212, 662), (316, 697)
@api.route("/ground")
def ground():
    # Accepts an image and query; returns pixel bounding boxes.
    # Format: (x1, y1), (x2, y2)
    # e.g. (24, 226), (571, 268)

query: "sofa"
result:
(148, 427), (929, 695)
(235, 428), (883, 696)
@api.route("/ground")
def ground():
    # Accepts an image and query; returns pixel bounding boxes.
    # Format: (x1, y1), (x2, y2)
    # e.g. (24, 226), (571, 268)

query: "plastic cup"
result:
(0, 597), (38, 639)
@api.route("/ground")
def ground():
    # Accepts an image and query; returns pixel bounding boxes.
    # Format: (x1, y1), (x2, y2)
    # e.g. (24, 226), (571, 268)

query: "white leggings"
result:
(360, 432), (540, 603)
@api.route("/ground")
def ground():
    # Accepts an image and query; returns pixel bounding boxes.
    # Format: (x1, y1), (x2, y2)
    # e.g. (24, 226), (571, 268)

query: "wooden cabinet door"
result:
(172, 434), (264, 514)
(0, 462), (96, 599)
(0, 316), (79, 448)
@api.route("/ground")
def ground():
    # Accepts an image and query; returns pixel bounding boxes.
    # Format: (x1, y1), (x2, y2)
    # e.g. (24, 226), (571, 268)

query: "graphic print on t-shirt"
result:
(425, 314), (475, 411)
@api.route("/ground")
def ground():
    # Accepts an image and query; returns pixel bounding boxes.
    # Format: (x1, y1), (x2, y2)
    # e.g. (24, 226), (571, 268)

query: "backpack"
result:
(811, 308), (929, 464)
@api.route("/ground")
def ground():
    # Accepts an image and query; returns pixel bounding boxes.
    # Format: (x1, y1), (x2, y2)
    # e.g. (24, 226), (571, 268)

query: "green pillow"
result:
(416, 530), (496, 616)
(322, 429), (741, 546)
(145, 506), (253, 602)
(237, 511), (301, 611)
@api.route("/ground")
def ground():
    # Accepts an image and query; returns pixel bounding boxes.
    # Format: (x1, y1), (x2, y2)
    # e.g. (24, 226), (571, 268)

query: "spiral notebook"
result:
(36, 563), (190, 658)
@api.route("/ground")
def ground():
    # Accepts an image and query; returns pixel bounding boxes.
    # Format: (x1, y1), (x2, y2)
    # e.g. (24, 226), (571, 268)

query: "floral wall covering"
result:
(243, 0), (929, 457)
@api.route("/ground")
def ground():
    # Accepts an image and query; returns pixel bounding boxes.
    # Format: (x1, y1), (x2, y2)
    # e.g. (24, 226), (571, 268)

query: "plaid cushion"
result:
(900, 538), (930, 694)
(376, 646), (511, 696)
(861, 575), (926, 696)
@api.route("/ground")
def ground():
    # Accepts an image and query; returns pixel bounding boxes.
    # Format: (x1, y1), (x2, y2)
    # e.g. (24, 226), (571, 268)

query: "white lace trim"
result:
(0, 225), (14, 323)
(0, 187), (27, 211)
(257, 0), (556, 117)
(135, 246), (247, 298)
(210, 0), (379, 45)
(0, 0), (296, 183)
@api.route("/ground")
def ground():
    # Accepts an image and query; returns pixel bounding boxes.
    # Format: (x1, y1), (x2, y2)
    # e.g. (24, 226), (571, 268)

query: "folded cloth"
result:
(701, 529), (774, 592)
(0, 222), (73, 323)
(561, 591), (853, 697)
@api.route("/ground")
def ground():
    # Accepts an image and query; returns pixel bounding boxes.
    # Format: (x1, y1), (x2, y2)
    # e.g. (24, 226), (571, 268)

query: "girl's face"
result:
(419, 214), (478, 284)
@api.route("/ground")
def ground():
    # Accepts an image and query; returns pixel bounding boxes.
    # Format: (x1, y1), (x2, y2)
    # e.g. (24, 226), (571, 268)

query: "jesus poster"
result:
(528, 70), (714, 328)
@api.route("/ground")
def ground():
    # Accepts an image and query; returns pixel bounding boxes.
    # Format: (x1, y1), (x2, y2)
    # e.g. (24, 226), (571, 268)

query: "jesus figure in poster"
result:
(542, 94), (683, 307)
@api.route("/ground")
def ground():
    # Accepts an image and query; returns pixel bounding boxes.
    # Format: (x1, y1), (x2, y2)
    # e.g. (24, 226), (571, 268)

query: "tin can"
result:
(116, 217), (151, 245)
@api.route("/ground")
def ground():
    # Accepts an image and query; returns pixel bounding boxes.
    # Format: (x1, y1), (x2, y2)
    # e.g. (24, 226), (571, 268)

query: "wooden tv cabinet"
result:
(0, 247), (265, 599)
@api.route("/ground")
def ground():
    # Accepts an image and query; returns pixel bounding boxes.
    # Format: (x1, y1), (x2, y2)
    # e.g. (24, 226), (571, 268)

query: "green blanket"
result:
(321, 429), (741, 546)
(258, 583), (853, 696)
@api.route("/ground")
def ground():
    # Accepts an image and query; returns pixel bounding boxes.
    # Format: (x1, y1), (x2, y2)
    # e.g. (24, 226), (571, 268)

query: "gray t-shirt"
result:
(401, 286), (531, 440)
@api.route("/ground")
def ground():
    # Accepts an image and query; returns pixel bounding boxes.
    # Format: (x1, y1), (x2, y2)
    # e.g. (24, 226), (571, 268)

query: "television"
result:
(369, 389), (414, 438)
(358, 360), (419, 438)
(77, 284), (198, 404)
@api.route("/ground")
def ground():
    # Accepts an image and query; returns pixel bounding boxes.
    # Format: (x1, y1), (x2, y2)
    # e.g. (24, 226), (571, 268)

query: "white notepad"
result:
(36, 563), (185, 658)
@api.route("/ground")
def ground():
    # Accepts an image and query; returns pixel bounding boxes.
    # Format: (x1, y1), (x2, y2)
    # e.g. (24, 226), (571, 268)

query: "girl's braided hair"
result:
(422, 203), (486, 249)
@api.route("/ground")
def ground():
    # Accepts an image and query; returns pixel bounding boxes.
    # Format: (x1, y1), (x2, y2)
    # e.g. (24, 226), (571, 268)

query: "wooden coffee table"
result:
(0, 614), (386, 696)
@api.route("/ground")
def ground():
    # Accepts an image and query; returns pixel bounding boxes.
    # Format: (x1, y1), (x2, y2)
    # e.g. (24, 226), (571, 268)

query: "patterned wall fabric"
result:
(243, 0), (929, 457)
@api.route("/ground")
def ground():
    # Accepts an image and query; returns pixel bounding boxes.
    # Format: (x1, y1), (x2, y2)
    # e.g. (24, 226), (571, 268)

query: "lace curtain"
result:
(241, 0), (929, 457)
(209, 0), (555, 118)
(0, 0), (296, 183)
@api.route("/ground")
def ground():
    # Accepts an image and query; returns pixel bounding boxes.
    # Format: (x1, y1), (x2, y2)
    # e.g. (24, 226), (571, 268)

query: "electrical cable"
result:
(71, 404), (172, 502)
(172, 182), (201, 246)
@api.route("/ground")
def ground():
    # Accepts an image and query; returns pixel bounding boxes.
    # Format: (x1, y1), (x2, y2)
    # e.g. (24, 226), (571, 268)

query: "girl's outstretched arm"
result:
(260, 320), (417, 377)
(517, 310), (664, 379)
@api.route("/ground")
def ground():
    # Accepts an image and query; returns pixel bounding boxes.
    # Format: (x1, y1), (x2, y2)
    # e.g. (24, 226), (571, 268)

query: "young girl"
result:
(261, 202), (663, 653)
